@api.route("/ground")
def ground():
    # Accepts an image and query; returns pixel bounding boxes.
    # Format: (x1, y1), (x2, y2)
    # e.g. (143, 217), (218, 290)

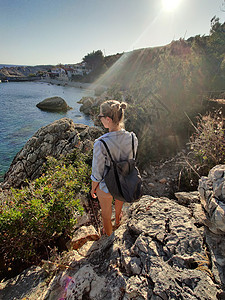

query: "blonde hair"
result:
(100, 100), (127, 126)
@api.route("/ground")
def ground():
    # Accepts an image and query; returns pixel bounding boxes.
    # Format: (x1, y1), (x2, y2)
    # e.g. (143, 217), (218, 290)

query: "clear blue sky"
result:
(0, 0), (224, 66)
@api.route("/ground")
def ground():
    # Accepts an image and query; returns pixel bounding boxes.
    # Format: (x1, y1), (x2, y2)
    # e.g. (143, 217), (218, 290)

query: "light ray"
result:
(91, 11), (163, 90)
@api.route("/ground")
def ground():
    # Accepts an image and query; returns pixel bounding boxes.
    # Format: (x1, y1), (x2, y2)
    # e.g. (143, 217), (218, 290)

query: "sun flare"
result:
(162, 0), (181, 11)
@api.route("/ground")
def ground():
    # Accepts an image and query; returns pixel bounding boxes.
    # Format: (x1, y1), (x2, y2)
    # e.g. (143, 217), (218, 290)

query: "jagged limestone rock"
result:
(197, 165), (225, 290)
(13, 196), (221, 300)
(69, 225), (100, 250)
(2, 118), (103, 189)
(0, 266), (47, 300)
(175, 191), (200, 206)
(205, 228), (225, 288)
(198, 165), (225, 234)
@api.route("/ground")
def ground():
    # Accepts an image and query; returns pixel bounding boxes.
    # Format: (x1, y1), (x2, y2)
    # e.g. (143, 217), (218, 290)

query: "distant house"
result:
(73, 62), (92, 76)
(50, 67), (67, 80)
(41, 71), (50, 78)
(46, 63), (92, 81)
(63, 66), (77, 79)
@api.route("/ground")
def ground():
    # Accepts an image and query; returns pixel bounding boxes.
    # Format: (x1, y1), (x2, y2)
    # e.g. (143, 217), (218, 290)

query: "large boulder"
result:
(78, 96), (106, 116)
(2, 118), (102, 189)
(198, 165), (225, 234)
(198, 165), (225, 288)
(78, 97), (95, 115)
(36, 96), (72, 112)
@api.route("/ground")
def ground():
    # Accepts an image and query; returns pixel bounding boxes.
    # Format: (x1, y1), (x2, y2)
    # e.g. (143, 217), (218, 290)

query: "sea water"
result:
(0, 81), (94, 180)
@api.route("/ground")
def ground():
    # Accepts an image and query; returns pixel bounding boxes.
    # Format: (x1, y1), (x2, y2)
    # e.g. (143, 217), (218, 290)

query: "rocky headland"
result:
(1, 118), (102, 189)
(0, 65), (51, 80)
(0, 118), (225, 299)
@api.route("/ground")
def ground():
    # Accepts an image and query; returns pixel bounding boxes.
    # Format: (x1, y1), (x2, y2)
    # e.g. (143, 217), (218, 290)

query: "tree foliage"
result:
(83, 50), (104, 70)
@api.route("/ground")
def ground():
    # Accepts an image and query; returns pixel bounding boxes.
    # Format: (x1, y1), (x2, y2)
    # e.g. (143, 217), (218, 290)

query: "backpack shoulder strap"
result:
(100, 139), (114, 163)
(131, 133), (135, 159)
(131, 133), (138, 160)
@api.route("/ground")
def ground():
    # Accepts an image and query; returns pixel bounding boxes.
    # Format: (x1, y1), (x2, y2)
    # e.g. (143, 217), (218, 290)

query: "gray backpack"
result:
(100, 133), (142, 203)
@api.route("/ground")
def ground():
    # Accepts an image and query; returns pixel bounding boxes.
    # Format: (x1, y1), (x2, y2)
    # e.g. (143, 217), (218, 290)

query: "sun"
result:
(162, 0), (181, 12)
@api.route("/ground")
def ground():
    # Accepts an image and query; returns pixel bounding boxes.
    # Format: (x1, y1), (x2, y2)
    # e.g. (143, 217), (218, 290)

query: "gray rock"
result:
(209, 165), (225, 181)
(70, 225), (100, 250)
(192, 203), (212, 229)
(30, 196), (222, 299)
(36, 96), (72, 112)
(78, 96), (105, 115)
(0, 266), (47, 300)
(1, 194), (224, 299)
(175, 191), (200, 206)
(198, 165), (225, 234)
(2, 118), (103, 188)
(66, 265), (108, 299)
(79, 97), (95, 114)
(197, 165), (225, 287)
(205, 228), (225, 286)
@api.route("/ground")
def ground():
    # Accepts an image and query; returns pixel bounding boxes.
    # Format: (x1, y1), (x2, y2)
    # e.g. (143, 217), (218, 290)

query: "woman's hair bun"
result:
(111, 103), (120, 111)
(120, 102), (127, 110)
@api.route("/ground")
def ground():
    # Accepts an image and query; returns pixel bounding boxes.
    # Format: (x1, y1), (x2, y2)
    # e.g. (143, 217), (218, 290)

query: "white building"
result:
(73, 62), (92, 76)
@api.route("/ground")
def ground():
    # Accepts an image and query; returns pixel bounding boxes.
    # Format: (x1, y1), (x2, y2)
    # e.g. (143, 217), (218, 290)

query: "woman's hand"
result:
(91, 181), (99, 198)
(91, 188), (97, 198)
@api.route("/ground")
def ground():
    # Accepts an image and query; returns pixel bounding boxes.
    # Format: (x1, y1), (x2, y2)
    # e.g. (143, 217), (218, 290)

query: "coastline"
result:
(3, 77), (107, 94)
(39, 78), (101, 91)
(0, 80), (95, 180)
(39, 78), (108, 95)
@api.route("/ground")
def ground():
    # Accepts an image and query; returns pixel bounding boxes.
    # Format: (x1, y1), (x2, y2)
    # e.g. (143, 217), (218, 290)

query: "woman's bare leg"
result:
(115, 199), (123, 226)
(96, 187), (113, 236)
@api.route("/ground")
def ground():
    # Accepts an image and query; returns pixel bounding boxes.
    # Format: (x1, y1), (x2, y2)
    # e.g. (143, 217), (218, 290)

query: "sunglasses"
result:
(98, 114), (105, 120)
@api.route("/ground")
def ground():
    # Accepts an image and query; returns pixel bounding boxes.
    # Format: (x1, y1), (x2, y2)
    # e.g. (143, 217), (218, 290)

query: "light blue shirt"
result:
(91, 129), (138, 193)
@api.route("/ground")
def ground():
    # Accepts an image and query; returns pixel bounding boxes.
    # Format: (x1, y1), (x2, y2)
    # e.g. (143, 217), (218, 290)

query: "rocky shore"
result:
(40, 78), (92, 89)
(40, 78), (106, 93)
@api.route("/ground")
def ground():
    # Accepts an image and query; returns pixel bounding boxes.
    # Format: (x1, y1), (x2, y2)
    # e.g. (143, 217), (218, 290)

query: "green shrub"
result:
(0, 150), (92, 271)
(179, 110), (225, 191)
(189, 109), (225, 171)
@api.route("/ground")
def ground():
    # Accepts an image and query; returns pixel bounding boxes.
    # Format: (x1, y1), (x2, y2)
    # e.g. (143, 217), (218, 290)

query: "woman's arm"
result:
(91, 140), (105, 198)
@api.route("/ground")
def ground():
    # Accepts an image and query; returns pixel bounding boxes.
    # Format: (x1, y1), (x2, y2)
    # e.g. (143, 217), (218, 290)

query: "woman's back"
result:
(96, 129), (138, 163)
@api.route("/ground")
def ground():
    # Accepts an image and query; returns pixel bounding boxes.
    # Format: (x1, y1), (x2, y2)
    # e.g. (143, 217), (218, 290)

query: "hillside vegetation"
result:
(84, 17), (225, 162)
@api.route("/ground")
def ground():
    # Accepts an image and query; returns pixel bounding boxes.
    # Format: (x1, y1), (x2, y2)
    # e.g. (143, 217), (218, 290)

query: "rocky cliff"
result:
(2, 118), (103, 189)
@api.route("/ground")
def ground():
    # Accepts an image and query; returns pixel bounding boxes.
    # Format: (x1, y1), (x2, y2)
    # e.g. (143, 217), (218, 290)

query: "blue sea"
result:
(0, 81), (94, 181)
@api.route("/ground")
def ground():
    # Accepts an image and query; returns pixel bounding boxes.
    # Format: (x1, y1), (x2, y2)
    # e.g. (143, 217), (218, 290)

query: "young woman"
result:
(91, 100), (138, 236)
